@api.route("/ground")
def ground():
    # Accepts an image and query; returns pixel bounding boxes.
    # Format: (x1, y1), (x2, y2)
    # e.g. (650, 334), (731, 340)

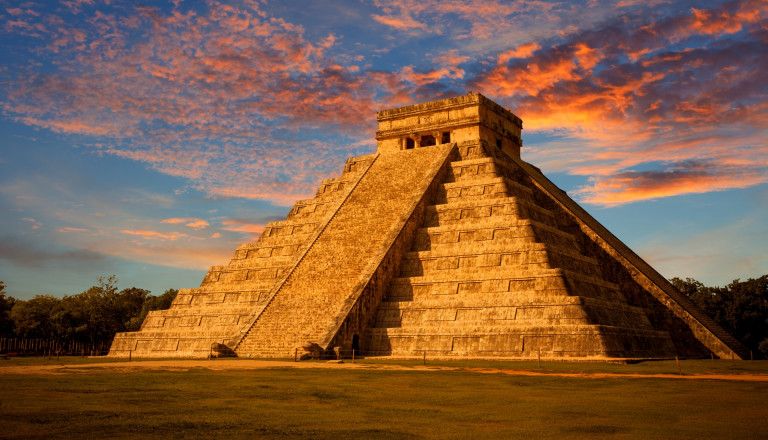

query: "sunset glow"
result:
(1, 0), (766, 298)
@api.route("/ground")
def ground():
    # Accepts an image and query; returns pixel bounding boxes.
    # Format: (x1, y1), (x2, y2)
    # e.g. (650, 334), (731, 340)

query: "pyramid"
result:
(109, 94), (748, 360)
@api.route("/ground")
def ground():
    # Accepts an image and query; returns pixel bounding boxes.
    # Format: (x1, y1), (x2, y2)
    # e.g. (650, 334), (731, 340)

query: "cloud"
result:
(1, 1), (413, 205)
(370, 0), (561, 40)
(161, 217), (209, 230)
(121, 229), (189, 241)
(58, 227), (88, 232)
(497, 42), (541, 65)
(221, 219), (265, 237)
(432, 49), (471, 67)
(2, 0), (767, 210)
(21, 217), (41, 230)
(575, 160), (768, 206)
(0, 234), (108, 269)
(469, 0), (768, 205)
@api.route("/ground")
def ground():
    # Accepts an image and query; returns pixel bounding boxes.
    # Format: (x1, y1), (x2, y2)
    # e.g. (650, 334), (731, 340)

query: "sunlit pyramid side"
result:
(109, 93), (748, 360)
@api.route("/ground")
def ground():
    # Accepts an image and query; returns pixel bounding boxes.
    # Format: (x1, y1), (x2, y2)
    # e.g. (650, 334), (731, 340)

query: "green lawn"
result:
(1, 359), (767, 439)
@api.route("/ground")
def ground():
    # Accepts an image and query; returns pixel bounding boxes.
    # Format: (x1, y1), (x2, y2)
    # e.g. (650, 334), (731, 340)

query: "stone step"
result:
(411, 219), (580, 252)
(423, 196), (555, 228)
(386, 268), (623, 301)
(223, 255), (296, 269)
(363, 324), (676, 358)
(398, 247), (600, 278)
(446, 156), (531, 186)
(231, 243), (304, 260)
(235, 145), (455, 357)
(373, 300), (654, 329)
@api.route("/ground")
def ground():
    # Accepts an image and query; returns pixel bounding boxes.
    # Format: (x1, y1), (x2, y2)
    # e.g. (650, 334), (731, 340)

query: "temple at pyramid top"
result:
(376, 93), (523, 158)
(110, 93), (749, 361)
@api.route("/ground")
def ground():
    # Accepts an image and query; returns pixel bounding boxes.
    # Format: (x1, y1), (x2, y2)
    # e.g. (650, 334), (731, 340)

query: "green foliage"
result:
(0, 281), (15, 337)
(672, 275), (768, 356)
(126, 288), (178, 331)
(3, 276), (175, 350)
(10, 295), (61, 339)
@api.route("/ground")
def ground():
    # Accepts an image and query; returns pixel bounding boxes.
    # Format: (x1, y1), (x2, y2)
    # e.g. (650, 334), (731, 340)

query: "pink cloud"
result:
(221, 219), (265, 237)
(575, 161), (768, 206)
(432, 49), (470, 67)
(121, 229), (188, 241)
(497, 42), (540, 65)
(371, 13), (426, 31)
(58, 227), (88, 232)
(21, 218), (41, 230)
(471, 0), (768, 205)
(3, 0), (767, 210)
(2, 1), (418, 205)
(161, 217), (209, 230)
(185, 219), (209, 230)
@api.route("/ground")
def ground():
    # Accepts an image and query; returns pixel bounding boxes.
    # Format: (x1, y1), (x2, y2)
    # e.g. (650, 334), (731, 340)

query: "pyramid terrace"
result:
(109, 93), (748, 361)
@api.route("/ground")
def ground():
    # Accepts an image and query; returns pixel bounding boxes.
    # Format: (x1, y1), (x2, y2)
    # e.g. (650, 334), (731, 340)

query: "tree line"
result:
(0, 276), (177, 355)
(0, 274), (765, 357)
(670, 275), (768, 357)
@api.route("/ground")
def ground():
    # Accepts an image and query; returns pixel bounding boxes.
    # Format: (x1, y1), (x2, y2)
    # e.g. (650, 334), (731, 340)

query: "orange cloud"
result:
(497, 42), (540, 64)
(221, 219), (265, 237)
(399, 66), (465, 87)
(371, 13), (425, 31)
(161, 217), (209, 230)
(4, 0), (767, 210)
(576, 166), (768, 206)
(433, 49), (470, 67)
(121, 229), (189, 241)
(472, 0), (768, 206)
(58, 227), (88, 233)
(371, 0), (560, 40)
(2, 2), (419, 205)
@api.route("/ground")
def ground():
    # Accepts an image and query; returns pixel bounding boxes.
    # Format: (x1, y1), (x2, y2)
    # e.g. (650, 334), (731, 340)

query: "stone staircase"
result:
(109, 155), (376, 357)
(233, 144), (456, 358)
(110, 93), (748, 361)
(364, 142), (677, 359)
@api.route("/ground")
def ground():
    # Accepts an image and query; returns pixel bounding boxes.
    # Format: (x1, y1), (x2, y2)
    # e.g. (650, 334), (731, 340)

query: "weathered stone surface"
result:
(109, 93), (748, 360)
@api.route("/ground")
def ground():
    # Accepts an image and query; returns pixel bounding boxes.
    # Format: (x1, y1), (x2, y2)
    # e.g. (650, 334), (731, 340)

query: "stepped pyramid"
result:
(110, 94), (748, 360)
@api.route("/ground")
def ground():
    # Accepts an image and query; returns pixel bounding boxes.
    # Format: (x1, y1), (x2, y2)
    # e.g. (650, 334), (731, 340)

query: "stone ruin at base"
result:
(109, 94), (748, 360)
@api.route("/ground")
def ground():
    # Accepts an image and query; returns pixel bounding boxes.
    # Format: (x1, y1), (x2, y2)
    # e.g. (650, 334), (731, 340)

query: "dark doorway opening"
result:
(352, 334), (360, 356)
(405, 138), (415, 149)
(441, 132), (451, 144)
(421, 135), (436, 147)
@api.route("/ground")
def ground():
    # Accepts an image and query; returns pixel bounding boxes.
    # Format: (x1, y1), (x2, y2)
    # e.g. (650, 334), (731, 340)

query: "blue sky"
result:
(1, 0), (766, 300)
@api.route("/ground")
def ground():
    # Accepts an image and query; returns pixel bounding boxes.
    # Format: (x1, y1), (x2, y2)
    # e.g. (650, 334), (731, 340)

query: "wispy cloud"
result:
(161, 217), (209, 230)
(1, 0), (767, 209)
(1, 1), (412, 204)
(470, 0), (768, 205)
(221, 218), (265, 237)
(121, 229), (189, 241)
(0, 234), (108, 269)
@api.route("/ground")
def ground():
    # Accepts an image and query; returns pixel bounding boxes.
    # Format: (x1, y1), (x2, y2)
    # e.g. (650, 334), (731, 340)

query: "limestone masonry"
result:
(109, 94), (748, 360)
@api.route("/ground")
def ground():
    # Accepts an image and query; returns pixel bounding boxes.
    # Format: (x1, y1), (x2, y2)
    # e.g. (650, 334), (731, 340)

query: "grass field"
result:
(1, 358), (766, 439)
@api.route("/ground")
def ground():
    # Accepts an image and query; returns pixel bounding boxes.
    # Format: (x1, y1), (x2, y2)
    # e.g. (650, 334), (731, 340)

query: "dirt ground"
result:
(2, 359), (768, 381)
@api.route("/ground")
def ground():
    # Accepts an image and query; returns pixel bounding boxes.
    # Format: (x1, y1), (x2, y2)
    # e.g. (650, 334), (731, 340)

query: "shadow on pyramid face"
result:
(108, 94), (748, 362)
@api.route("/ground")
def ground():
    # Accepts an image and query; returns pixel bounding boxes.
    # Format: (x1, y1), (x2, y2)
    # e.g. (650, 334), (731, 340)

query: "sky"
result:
(0, 0), (766, 300)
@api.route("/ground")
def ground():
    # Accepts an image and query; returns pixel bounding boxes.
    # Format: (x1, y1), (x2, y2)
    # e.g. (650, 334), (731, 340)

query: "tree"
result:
(10, 295), (62, 340)
(0, 281), (16, 337)
(126, 288), (177, 331)
(720, 276), (768, 353)
(70, 275), (120, 349)
(672, 275), (768, 357)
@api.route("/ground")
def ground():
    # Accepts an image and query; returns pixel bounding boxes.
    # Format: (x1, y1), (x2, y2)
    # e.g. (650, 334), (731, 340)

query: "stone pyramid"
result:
(109, 94), (748, 360)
